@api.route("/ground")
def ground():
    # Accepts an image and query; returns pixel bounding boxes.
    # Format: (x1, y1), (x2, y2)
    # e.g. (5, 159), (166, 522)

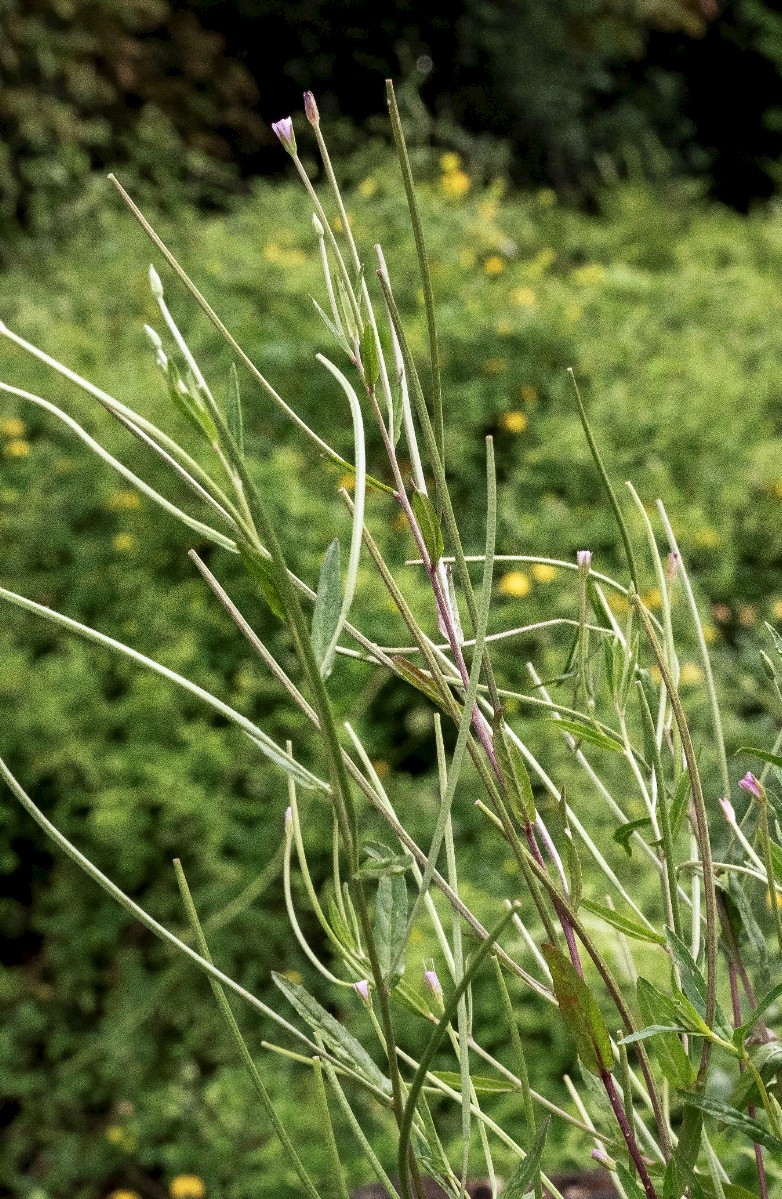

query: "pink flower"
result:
(577, 549), (592, 571)
(738, 771), (764, 802)
(353, 979), (370, 1004)
(271, 117), (297, 155)
(424, 967), (443, 1006)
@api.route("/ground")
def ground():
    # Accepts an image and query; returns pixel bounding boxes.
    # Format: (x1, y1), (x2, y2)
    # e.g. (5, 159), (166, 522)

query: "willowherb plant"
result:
(2, 83), (782, 1199)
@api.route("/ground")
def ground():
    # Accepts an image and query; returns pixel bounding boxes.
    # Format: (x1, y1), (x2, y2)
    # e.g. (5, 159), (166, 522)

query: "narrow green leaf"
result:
(684, 1094), (782, 1152)
(271, 973), (391, 1095)
(374, 874), (408, 983)
(615, 1163), (647, 1199)
(735, 746), (782, 769)
(549, 717), (624, 753)
(239, 545), (285, 621)
(226, 363), (244, 457)
(541, 943), (613, 1076)
(502, 1115), (551, 1199)
(360, 324), (380, 388)
(430, 1072), (516, 1095)
(734, 981), (782, 1045)
(766, 621), (782, 657)
(411, 488), (444, 564)
(663, 1106), (702, 1199)
(311, 297), (349, 350)
(581, 898), (666, 945)
(613, 817), (653, 857)
(392, 655), (443, 706)
(311, 539), (342, 674)
(636, 977), (696, 1089)
(666, 928), (730, 1035)
(493, 714), (536, 825)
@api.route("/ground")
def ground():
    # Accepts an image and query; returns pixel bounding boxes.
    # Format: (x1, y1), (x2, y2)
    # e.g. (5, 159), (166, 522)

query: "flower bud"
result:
(148, 264), (164, 300)
(424, 967), (443, 1007)
(576, 549), (592, 572)
(272, 117), (297, 156)
(353, 979), (370, 1005)
(719, 797), (736, 826)
(312, 212), (324, 238)
(666, 551), (680, 581)
(738, 771), (765, 803)
(303, 91), (320, 126)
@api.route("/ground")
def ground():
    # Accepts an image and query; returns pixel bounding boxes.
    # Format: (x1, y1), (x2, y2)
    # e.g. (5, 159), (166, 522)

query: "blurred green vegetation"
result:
(1, 154), (782, 1197)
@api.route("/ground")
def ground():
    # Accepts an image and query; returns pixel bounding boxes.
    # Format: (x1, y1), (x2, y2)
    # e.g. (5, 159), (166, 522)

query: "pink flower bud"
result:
(303, 91), (320, 126)
(719, 797), (736, 826)
(666, 551), (680, 581)
(353, 979), (370, 1004)
(577, 549), (592, 571)
(272, 117), (297, 156)
(424, 967), (443, 1006)
(738, 771), (764, 802)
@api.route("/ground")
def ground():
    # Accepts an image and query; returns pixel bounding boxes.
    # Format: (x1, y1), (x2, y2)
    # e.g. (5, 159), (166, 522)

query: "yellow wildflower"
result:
(372, 759), (391, 779)
(702, 624), (717, 645)
(170, 1177), (207, 1199)
(331, 216), (343, 233)
(607, 592), (630, 615)
(112, 533), (137, 553)
(440, 152), (462, 173)
(0, 417), (25, 437)
(483, 255), (505, 277)
(641, 587), (662, 610)
(337, 473), (354, 492)
(107, 1191), (141, 1199)
(532, 562), (557, 583)
(519, 384), (538, 404)
(679, 663), (703, 687)
(692, 526), (720, 549)
(105, 1126), (125, 1145)
(358, 177), (378, 199)
(107, 489), (141, 511)
(499, 411), (528, 434)
(510, 287), (536, 307)
(498, 571), (531, 599)
(3, 438), (30, 458)
(571, 263), (606, 287)
(440, 170), (470, 200)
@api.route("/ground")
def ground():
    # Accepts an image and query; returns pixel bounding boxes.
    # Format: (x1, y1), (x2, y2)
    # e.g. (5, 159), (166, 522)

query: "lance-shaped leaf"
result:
(614, 1164), (647, 1199)
(360, 323), (380, 388)
(684, 1094), (782, 1152)
(581, 899), (666, 946)
(239, 545), (285, 621)
(411, 487), (444, 565)
(311, 539), (342, 672)
(392, 656), (444, 706)
(493, 714), (536, 825)
(502, 1115), (551, 1199)
(272, 973), (391, 1095)
(356, 840), (413, 880)
(662, 1105), (702, 1199)
(636, 977), (696, 1089)
(541, 943), (613, 1076)
(666, 928), (731, 1036)
(374, 873), (408, 984)
(731, 1041), (782, 1110)
(549, 716), (624, 753)
(226, 363), (244, 457)
(430, 1072), (517, 1095)
(613, 817), (653, 858)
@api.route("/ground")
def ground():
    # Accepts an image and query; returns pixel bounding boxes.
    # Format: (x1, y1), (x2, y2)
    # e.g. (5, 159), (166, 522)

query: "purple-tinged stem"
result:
(728, 957), (769, 1199)
(602, 1070), (659, 1199)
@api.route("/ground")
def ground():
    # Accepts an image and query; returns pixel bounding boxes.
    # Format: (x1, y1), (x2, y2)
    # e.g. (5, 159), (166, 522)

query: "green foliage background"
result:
(2, 151), (782, 1196)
